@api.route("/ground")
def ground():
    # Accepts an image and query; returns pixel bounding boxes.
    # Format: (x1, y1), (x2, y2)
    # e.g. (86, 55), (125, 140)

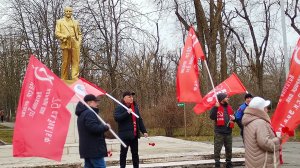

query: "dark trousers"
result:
(120, 137), (139, 168)
(236, 120), (244, 139)
(0, 116), (3, 122)
(214, 133), (232, 167)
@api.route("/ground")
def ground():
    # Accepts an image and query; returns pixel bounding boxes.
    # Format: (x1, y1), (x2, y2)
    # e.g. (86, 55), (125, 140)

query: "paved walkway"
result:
(0, 122), (14, 128)
(0, 134), (244, 168)
(1, 122), (299, 167)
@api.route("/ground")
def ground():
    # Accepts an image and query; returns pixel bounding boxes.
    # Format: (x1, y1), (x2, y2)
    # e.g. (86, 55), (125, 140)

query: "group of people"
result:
(54, 6), (280, 168)
(210, 93), (281, 168)
(75, 91), (147, 168)
(75, 91), (281, 168)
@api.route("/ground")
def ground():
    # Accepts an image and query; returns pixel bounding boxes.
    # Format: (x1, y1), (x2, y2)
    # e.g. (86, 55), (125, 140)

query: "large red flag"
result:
(190, 28), (205, 61)
(176, 27), (205, 103)
(193, 73), (247, 114)
(13, 55), (75, 161)
(272, 38), (300, 140)
(69, 78), (106, 103)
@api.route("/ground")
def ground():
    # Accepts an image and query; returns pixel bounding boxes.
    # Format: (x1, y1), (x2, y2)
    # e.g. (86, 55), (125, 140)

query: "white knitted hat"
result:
(248, 97), (270, 111)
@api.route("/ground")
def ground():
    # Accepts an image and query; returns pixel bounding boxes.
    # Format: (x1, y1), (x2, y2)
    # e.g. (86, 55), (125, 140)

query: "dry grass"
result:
(0, 125), (13, 144)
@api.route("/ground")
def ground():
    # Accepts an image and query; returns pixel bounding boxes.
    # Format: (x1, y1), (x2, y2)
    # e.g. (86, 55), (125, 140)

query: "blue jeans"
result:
(84, 158), (106, 168)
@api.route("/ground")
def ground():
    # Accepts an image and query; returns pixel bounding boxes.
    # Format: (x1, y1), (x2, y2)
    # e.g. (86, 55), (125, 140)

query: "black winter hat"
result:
(217, 93), (228, 102)
(84, 94), (99, 102)
(122, 91), (135, 98)
(244, 93), (253, 100)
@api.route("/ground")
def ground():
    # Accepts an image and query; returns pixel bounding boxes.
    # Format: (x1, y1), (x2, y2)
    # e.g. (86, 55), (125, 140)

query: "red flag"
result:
(271, 38), (300, 142)
(13, 55), (75, 161)
(69, 78), (106, 103)
(176, 27), (204, 103)
(190, 28), (205, 61)
(193, 73), (247, 114)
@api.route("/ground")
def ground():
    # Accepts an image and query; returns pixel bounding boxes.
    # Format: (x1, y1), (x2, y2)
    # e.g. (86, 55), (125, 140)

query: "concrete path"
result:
(0, 122), (14, 128)
(0, 135), (244, 168)
(1, 122), (299, 167)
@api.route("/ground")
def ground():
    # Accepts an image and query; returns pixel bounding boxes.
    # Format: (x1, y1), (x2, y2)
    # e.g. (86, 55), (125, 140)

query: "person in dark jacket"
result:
(75, 94), (110, 168)
(210, 93), (235, 168)
(114, 91), (148, 168)
(235, 93), (253, 139)
(0, 109), (4, 122)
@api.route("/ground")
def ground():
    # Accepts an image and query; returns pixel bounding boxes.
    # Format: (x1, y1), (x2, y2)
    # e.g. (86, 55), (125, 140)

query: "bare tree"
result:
(284, 0), (300, 35)
(7, 0), (71, 75)
(174, 0), (226, 84)
(0, 30), (27, 121)
(224, 0), (276, 95)
(79, 0), (152, 96)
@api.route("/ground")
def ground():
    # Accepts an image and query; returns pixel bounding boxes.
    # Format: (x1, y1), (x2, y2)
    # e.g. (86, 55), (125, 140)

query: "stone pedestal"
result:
(63, 79), (79, 144)
(65, 102), (79, 143)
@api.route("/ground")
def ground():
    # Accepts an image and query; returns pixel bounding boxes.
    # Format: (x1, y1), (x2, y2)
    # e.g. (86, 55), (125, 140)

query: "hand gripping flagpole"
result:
(105, 93), (139, 118)
(75, 94), (127, 148)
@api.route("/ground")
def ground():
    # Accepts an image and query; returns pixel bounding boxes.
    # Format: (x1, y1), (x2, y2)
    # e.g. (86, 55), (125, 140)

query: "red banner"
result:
(191, 28), (205, 61)
(69, 78), (106, 103)
(272, 38), (300, 139)
(193, 73), (247, 114)
(176, 27), (204, 103)
(13, 55), (75, 161)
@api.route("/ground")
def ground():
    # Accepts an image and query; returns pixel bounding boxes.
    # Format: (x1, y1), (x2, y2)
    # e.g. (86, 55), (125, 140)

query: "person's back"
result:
(242, 97), (280, 168)
(75, 94), (110, 168)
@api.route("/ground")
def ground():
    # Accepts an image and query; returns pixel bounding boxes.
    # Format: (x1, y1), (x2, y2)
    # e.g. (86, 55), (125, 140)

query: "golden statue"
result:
(55, 6), (82, 80)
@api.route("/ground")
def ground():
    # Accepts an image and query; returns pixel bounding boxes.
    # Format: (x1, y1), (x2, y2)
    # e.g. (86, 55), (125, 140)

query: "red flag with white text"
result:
(176, 27), (204, 103)
(193, 73), (247, 114)
(13, 55), (75, 161)
(271, 38), (300, 141)
(191, 28), (205, 61)
(69, 78), (107, 103)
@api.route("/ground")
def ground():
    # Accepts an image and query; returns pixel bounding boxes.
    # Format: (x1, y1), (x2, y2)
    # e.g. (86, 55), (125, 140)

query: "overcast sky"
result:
(137, 0), (299, 55)
(0, 0), (298, 55)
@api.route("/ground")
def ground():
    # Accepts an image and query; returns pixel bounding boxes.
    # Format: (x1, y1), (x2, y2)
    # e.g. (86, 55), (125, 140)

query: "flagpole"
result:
(75, 94), (127, 148)
(204, 60), (218, 101)
(280, 0), (289, 79)
(105, 93), (140, 118)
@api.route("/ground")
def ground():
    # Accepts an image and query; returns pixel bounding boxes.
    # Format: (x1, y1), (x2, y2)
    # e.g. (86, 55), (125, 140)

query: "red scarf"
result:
(217, 105), (234, 128)
(130, 103), (137, 137)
